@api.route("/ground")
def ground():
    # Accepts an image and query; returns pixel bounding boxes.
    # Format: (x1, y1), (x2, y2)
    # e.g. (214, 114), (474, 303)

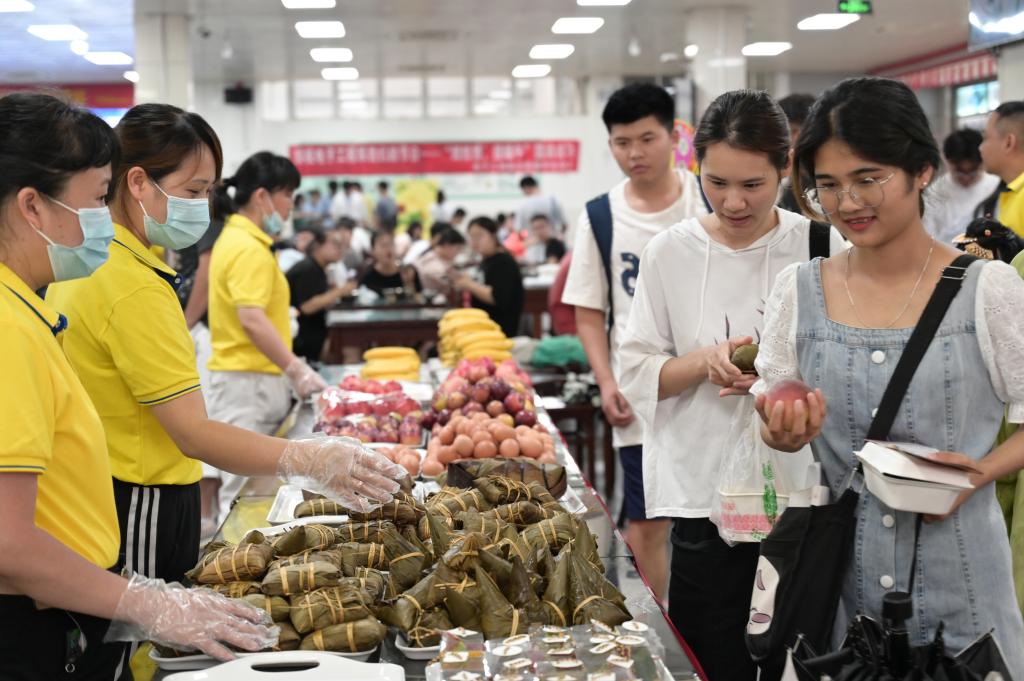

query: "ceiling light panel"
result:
(512, 64), (551, 78)
(310, 47), (353, 62)
(551, 17), (604, 34)
(529, 44), (575, 59)
(27, 24), (87, 41)
(83, 51), (133, 65)
(577, 0), (631, 4)
(295, 21), (345, 38)
(797, 13), (860, 30)
(321, 67), (359, 80)
(0, 0), (34, 11)
(282, 0), (336, 8)
(741, 41), (792, 56)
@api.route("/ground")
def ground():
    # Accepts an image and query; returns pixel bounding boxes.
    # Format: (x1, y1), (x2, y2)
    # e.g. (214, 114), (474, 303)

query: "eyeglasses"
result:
(803, 172), (896, 216)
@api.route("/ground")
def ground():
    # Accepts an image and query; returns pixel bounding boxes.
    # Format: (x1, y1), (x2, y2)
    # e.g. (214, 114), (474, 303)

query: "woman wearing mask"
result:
(455, 216), (526, 337)
(0, 93), (277, 679)
(358, 229), (422, 296)
(754, 77), (1024, 676)
(618, 90), (844, 681)
(288, 226), (357, 363)
(48, 103), (406, 595)
(414, 226), (466, 295)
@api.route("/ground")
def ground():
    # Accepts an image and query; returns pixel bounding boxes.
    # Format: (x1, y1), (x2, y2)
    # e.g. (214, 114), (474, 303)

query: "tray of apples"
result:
(315, 387), (427, 447)
(425, 357), (536, 428)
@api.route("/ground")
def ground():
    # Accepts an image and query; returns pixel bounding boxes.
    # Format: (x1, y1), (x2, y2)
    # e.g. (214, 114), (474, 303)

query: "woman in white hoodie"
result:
(618, 90), (845, 681)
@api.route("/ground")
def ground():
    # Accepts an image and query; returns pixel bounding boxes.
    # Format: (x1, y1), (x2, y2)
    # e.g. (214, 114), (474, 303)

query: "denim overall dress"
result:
(793, 259), (1024, 677)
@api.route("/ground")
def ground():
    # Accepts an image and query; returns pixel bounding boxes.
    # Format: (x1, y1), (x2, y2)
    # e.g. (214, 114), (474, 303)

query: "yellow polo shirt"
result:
(998, 171), (1024, 238)
(46, 224), (203, 486)
(0, 264), (119, 568)
(208, 213), (291, 374)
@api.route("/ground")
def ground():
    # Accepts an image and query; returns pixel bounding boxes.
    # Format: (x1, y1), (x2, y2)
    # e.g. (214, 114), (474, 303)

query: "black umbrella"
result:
(785, 592), (1013, 681)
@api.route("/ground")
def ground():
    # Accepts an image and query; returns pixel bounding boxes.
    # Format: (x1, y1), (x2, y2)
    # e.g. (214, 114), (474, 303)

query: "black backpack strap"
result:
(975, 181), (1006, 219)
(585, 193), (615, 335)
(808, 220), (831, 259)
(866, 254), (978, 441)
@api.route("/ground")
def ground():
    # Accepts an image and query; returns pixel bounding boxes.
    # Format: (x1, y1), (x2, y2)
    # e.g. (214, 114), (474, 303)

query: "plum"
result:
(765, 379), (815, 422)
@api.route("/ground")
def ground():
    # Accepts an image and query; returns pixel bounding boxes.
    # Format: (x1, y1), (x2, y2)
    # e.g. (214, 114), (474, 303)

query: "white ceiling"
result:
(0, 0), (973, 84)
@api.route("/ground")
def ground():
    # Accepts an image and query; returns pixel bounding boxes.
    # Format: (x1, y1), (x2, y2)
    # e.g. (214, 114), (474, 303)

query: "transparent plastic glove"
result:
(106, 574), (279, 661)
(278, 436), (407, 513)
(284, 357), (327, 399)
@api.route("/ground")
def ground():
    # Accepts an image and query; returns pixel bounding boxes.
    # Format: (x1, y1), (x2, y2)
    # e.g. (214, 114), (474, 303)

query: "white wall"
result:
(192, 81), (625, 236)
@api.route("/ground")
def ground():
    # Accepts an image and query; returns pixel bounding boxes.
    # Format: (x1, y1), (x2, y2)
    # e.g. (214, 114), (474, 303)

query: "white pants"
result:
(206, 370), (293, 526)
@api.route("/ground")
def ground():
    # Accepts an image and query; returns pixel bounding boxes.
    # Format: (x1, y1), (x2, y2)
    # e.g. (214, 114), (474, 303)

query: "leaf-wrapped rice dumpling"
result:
(457, 508), (507, 542)
(442, 532), (489, 573)
(377, 571), (447, 631)
(261, 561), (341, 597)
(566, 549), (629, 626)
(426, 487), (490, 522)
(267, 549), (342, 571)
(474, 476), (533, 505)
(379, 526), (429, 591)
(337, 542), (388, 573)
(442, 586), (481, 631)
(271, 622), (301, 651)
(200, 581), (263, 598)
(335, 521), (396, 544)
(299, 617), (387, 653)
(187, 540), (275, 584)
(424, 510), (454, 554)
(403, 608), (454, 648)
(445, 458), (568, 499)
(541, 546), (571, 627)
(294, 498), (347, 518)
(520, 514), (575, 552)
(340, 567), (386, 601)
(290, 586), (373, 634)
(482, 502), (551, 527)
(474, 565), (531, 639)
(344, 499), (420, 526)
(240, 594), (290, 622)
(571, 517), (604, 573)
(270, 524), (337, 557)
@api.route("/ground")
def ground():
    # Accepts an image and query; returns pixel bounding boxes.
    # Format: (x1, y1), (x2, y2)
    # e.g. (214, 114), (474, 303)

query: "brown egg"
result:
(493, 424), (516, 442)
(438, 446), (458, 464)
(519, 436), (543, 458)
(472, 429), (493, 445)
(421, 457), (444, 477)
(498, 438), (520, 457)
(453, 434), (474, 458)
(439, 426), (455, 446)
(474, 440), (498, 458)
(536, 451), (557, 464)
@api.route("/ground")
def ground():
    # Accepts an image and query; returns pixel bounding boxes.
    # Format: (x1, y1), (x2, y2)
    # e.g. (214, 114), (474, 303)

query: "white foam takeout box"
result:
(854, 441), (976, 516)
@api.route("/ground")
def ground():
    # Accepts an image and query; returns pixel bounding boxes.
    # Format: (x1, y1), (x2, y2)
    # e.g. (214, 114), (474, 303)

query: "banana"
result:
(361, 359), (420, 377)
(363, 347), (418, 362)
(461, 348), (512, 361)
(461, 338), (513, 353)
(441, 308), (488, 319)
(438, 319), (499, 336)
(454, 330), (508, 348)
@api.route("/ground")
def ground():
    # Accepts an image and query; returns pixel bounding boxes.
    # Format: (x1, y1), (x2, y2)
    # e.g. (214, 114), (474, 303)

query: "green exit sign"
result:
(838, 0), (872, 13)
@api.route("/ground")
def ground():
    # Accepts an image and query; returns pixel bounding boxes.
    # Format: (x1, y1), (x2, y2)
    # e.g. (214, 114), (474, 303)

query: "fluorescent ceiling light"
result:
(123, 70), (139, 83)
(310, 47), (353, 62)
(282, 0), (335, 8)
(321, 67), (359, 80)
(489, 90), (512, 99)
(529, 43), (574, 59)
(741, 41), (792, 56)
(577, 0), (630, 5)
(683, 43), (699, 58)
(83, 51), (133, 65)
(0, 0), (34, 11)
(27, 24), (86, 41)
(551, 17), (604, 34)
(797, 13), (860, 30)
(69, 39), (89, 55)
(295, 21), (345, 38)
(512, 64), (551, 78)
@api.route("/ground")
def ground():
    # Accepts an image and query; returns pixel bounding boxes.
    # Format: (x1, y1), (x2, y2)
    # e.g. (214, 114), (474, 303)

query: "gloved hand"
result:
(106, 574), (279, 661)
(284, 357), (327, 399)
(278, 436), (408, 513)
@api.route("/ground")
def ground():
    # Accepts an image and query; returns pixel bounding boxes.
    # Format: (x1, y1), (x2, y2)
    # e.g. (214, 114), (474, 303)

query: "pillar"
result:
(133, 11), (193, 107)
(685, 5), (748, 118)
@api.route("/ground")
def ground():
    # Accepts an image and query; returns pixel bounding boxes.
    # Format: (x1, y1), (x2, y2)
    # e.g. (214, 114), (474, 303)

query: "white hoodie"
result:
(618, 208), (846, 518)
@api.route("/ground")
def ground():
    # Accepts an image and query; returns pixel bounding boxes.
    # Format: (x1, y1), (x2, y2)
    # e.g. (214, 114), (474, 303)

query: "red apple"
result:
(447, 391), (467, 410)
(462, 402), (484, 416)
(383, 380), (403, 393)
(486, 400), (506, 417)
(467, 364), (489, 384)
(515, 410), (537, 427)
(420, 411), (437, 429)
(765, 379), (815, 422)
(490, 379), (511, 402)
(469, 383), (491, 405)
(503, 392), (525, 415)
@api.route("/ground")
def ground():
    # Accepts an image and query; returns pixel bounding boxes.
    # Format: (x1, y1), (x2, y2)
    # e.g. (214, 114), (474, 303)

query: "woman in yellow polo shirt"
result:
(49, 105), (407, 591)
(0, 93), (277, 678)
(206, 151), (333, 522)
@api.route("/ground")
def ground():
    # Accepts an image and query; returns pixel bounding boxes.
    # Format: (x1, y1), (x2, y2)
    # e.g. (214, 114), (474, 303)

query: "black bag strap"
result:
(585, 193), (615, 335)
(865, 254), (978, 441)
(974, 181), (1006, 220)
(808, 220), (832, 259)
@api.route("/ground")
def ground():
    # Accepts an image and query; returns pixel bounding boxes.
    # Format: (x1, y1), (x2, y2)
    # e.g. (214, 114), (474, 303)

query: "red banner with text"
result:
(289, 140), (580, 176)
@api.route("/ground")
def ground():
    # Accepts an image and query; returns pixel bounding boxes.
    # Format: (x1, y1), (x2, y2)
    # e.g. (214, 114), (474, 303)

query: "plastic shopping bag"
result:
(710, 397), (817, 545)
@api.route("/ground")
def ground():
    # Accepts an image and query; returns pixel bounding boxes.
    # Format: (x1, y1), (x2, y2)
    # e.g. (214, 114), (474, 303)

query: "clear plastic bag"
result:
(710, 397), (817, 545)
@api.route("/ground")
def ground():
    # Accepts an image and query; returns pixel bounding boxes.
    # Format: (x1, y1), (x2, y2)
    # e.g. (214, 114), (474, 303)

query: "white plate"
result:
(152, 647), (381, 673)
(266, 485), (349, 526)
(395, 634), (441, 660)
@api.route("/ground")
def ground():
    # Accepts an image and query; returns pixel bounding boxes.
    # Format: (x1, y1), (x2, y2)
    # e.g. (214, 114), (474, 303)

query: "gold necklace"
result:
(843, 238), (935, 328)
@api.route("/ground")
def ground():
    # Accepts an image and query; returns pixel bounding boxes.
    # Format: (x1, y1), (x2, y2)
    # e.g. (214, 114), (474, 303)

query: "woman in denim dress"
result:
(753, 77), (1024, 677)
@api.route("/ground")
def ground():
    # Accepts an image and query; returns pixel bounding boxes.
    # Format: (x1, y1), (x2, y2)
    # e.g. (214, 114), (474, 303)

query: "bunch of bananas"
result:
(360, 346), (421, 381)
(437, 308), (513, 366)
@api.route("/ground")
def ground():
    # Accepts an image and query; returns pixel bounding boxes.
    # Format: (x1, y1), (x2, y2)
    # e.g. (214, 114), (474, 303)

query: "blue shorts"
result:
(619, 445), (666, 521)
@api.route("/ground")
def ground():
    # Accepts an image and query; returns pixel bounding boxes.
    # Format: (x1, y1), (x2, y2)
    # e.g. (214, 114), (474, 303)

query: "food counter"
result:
(151, 361), (699, 680)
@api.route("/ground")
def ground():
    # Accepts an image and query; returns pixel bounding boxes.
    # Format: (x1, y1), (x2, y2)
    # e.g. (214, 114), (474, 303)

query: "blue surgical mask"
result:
(141, 180), (210, 249)
(263, 207), (285, 237)
(36, 198), (115, 281)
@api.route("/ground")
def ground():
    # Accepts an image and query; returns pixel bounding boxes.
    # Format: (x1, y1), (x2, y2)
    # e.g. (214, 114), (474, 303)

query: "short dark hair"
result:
(370, 229), (392, 249)
(0, 92), (119, 209)
(468, 215), (498, 235)
(530, 213), (551, 224)
(304, 227), (328, 256)
(943, 128), (983, 164)
(436, 189), (446, 203)
(214, 151), (301, 219)
(777, 93), (816, 125)
(335, 216), (355, 232)
(993, 101), (1024, 136)
(436, 226), (466, 246)
(694, 89), (790, 171)
(378, 180), (388, 191)
(408, 220), (423, 238)
(328, 180), (338, 192)
(602, 82), (675, 133)
(453, 207), (467, 219)
(519, 176), (538, 190)
(793, 76), (940, 217)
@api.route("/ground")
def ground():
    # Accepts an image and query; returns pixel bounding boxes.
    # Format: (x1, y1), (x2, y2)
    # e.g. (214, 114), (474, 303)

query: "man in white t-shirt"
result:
(924, 128), (1001, 243)
(562, 83), (707, 602)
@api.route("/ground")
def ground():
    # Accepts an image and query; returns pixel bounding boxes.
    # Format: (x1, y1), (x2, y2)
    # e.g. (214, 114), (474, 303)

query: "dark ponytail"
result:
(793, 76), (940, 218)
(694, 89), (790, 172)
(210, 151), (301, 220)
(0, 92), (119, 207)
(110, 103), (222, 226)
